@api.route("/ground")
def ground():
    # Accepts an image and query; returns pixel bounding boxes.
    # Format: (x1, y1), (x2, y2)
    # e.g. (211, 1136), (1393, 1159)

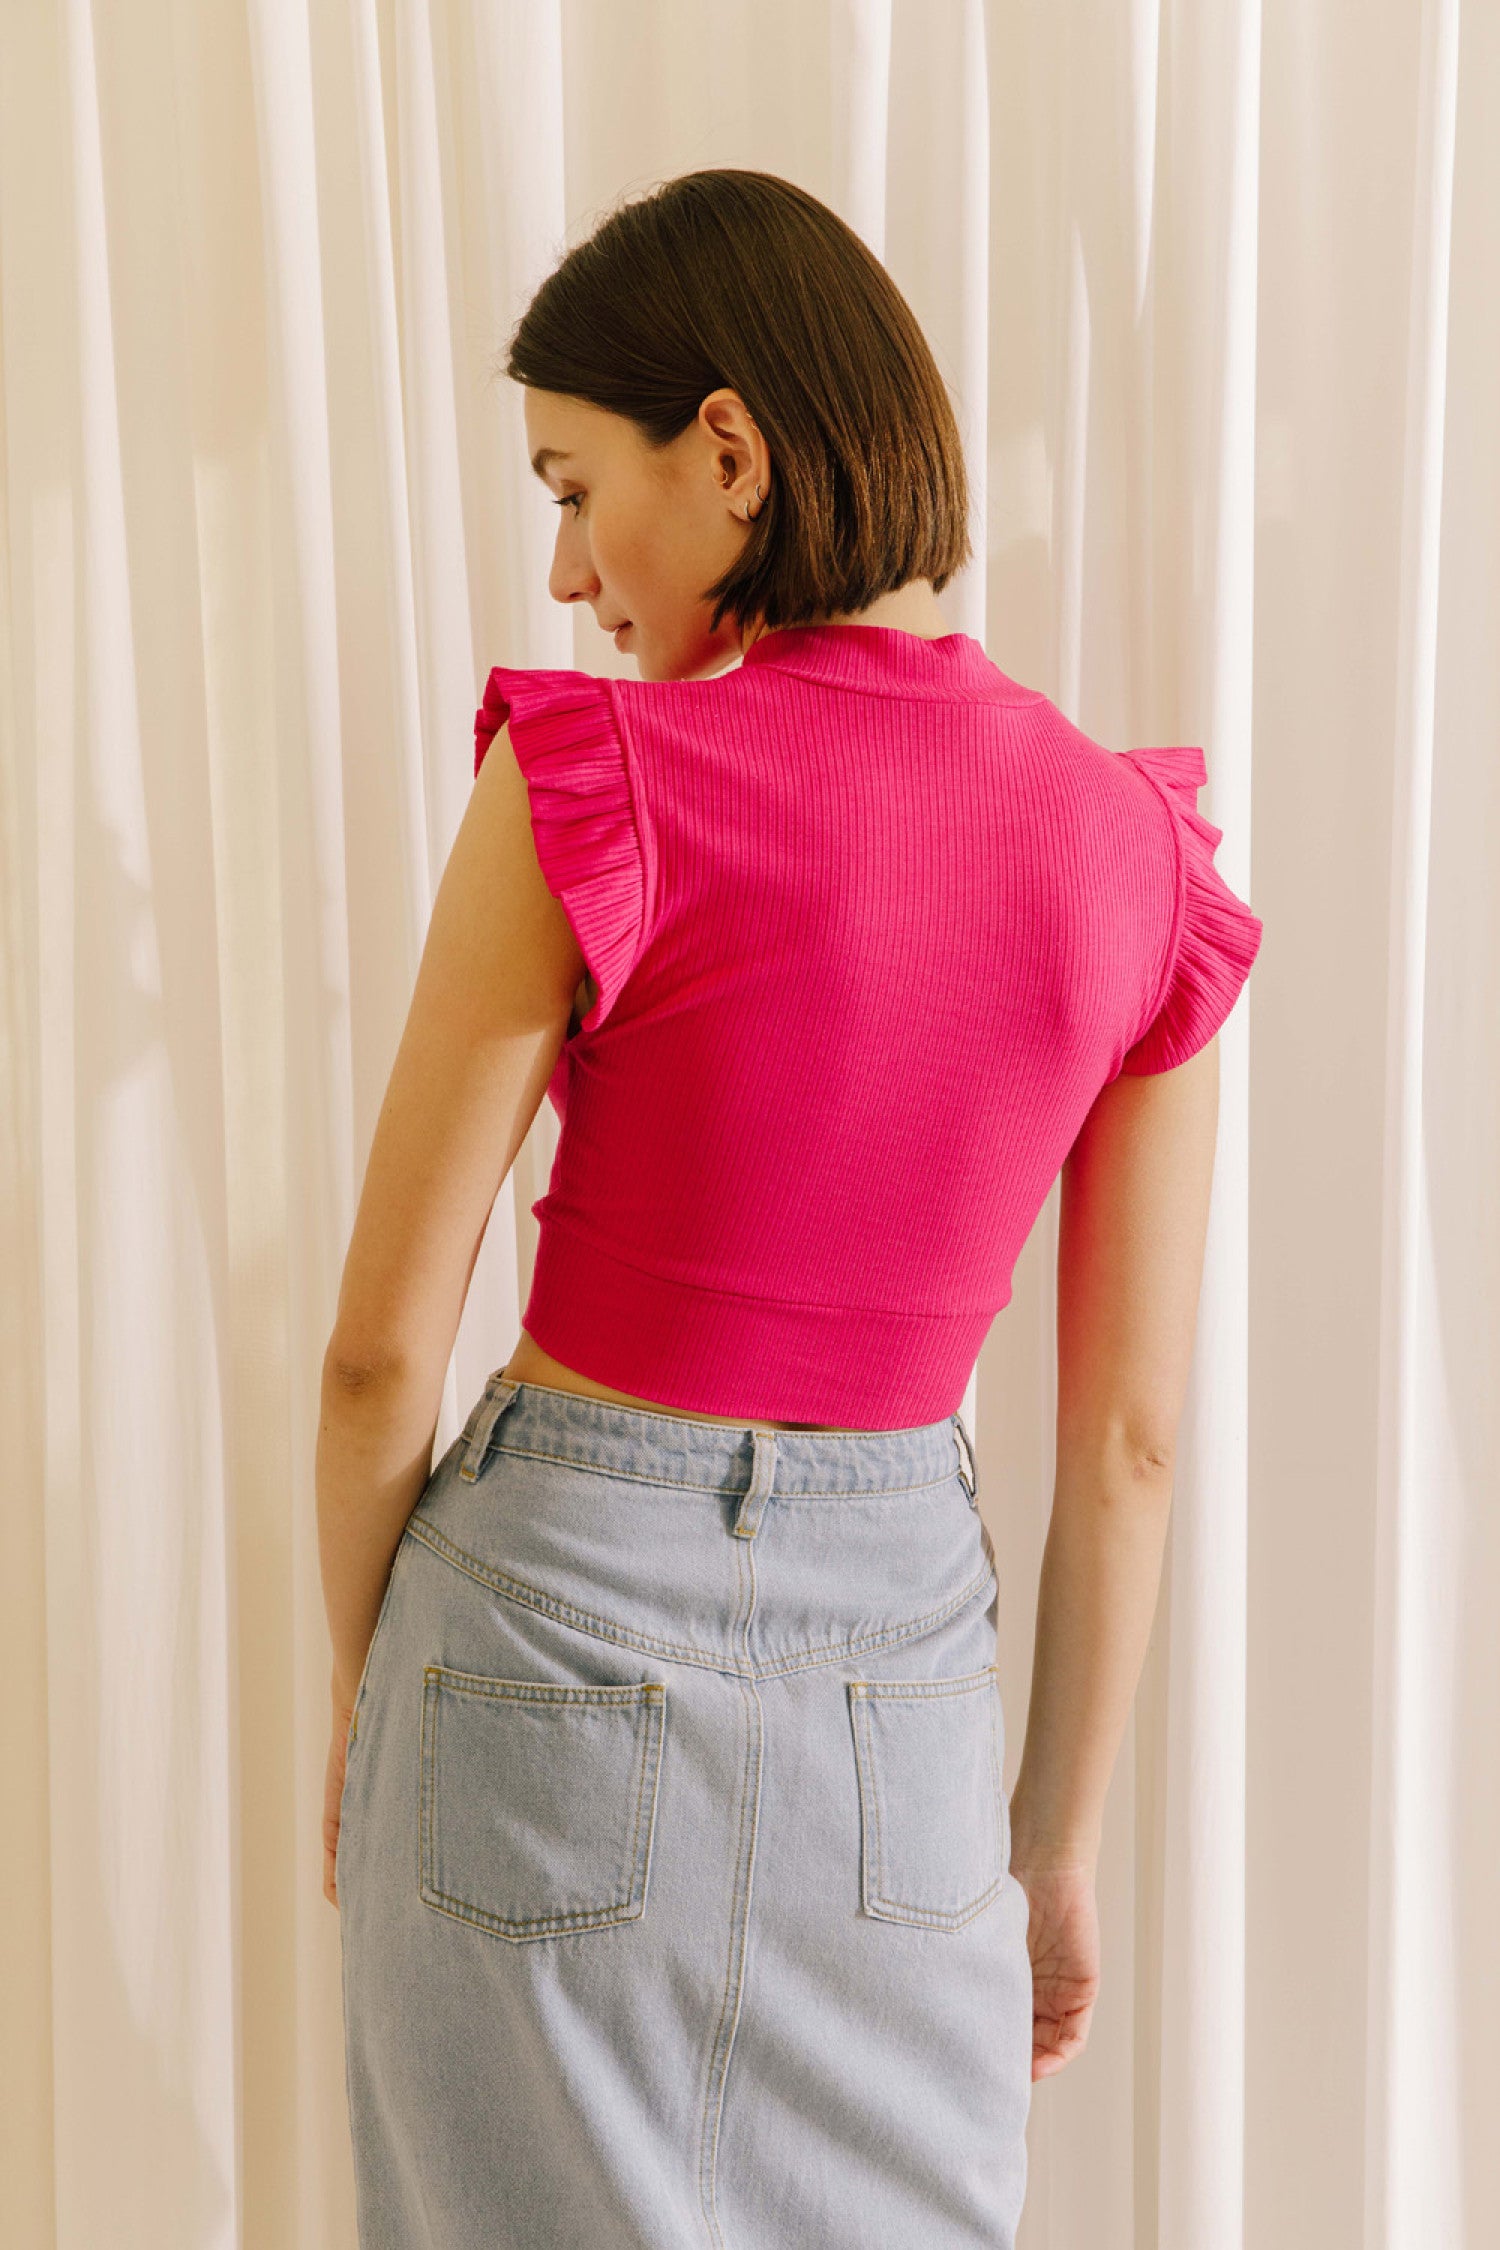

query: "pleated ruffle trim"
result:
(475, 666), (648, 1033)
(1117, 744), (1265, 1073)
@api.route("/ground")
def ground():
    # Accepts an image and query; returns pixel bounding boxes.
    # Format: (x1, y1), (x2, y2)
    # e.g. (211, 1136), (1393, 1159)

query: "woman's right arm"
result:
(1007, 1035), (1224, 2072)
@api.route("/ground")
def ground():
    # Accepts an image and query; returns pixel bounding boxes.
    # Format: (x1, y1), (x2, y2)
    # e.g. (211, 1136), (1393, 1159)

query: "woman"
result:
(319, 169), (1262, 2248)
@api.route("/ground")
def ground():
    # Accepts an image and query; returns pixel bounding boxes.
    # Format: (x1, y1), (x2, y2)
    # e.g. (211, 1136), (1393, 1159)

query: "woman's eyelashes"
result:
(553, 491), (585, 514)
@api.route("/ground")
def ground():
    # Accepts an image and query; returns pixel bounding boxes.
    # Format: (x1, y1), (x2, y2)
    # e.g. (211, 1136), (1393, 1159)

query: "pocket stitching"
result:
(419, 1668), (666, 1942)
(850, 1666), (1007, 1930)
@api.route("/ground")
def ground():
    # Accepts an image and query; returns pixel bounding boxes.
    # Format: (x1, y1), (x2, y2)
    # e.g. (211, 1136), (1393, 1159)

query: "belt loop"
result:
(953, 1412), (980, 1510)
(731, 1428), (778, 1539)
(459, 1378), (523, 1482)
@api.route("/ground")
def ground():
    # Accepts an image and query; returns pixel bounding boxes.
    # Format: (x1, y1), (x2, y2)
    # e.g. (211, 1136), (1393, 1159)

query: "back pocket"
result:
(419, 1666), (667, 1942)
(848, 1664), (1008, 1931)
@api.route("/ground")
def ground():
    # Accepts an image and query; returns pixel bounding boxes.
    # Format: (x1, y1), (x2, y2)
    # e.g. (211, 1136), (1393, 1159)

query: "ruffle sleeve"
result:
(1116, 744), (1264, 1074)
(474, 665), (650, 1035)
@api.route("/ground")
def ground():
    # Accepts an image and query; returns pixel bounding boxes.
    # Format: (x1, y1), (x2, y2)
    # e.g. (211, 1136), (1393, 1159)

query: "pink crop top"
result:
(474, 623), (1264, 1428)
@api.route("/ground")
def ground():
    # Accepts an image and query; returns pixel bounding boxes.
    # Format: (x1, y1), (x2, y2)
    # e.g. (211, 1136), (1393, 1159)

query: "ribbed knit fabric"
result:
(474, 623), (1264, 1428)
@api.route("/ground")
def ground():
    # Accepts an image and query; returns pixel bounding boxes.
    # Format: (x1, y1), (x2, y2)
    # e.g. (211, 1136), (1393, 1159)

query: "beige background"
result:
(1, 0), (1496, 2244)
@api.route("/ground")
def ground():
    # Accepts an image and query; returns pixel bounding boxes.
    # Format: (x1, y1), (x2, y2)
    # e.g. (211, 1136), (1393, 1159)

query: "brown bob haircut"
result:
(500, 169), (972, 637)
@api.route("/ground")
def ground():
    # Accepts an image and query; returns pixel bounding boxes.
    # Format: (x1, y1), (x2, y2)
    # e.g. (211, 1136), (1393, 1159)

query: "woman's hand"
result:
(323, 1689), (357, 1910)
(1013, 1857), (1101, 2080)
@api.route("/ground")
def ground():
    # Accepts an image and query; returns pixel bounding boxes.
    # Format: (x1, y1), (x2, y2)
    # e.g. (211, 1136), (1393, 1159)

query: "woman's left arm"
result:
(318, 719), (583, 1711)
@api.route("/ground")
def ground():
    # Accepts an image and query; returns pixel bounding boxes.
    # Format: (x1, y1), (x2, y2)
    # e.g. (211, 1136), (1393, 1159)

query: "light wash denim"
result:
(337, 1374), (1033, 2247)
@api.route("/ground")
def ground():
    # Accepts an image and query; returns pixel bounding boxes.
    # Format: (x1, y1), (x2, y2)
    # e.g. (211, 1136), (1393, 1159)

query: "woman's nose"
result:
(549, 541), (599, 609)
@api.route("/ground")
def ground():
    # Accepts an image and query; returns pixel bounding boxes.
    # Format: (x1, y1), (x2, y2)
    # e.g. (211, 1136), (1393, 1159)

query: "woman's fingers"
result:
(324, 1715), (352, 1910)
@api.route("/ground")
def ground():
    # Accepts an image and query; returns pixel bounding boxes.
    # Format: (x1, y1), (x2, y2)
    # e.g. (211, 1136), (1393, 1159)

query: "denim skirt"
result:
(336, 1374), (1033, 2248)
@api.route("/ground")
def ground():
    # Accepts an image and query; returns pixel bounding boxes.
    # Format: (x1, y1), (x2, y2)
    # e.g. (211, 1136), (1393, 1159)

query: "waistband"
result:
(455, 1373), (981, 1511)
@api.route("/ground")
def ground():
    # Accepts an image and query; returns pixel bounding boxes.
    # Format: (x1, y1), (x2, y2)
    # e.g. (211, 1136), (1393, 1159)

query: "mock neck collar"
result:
(737, 622), (1038, 702)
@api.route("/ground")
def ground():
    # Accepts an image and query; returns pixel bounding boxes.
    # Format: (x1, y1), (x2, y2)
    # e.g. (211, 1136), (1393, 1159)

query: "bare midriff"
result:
(498, 1327), (871, 1434)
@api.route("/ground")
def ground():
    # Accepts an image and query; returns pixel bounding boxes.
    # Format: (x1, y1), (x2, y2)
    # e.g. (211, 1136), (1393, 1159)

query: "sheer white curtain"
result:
(2, 2), (1495, 2245)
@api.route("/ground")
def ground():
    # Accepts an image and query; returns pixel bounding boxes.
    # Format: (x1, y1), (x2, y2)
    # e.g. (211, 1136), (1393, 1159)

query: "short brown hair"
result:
(500, 169), (972, 636)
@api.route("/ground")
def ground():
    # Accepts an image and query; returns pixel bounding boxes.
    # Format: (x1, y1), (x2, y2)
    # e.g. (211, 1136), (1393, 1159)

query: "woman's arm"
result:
(318, 721), (583, 1712)
(1009, 1036), (1223, 1870)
